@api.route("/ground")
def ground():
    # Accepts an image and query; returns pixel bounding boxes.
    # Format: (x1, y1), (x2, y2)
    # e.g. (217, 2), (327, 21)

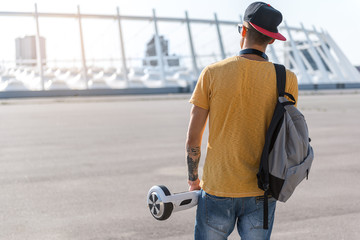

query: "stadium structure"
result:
(0, 5), (360, 97)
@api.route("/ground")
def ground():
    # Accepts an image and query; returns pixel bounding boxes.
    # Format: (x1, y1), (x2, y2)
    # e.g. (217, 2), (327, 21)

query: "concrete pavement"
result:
(0, 92), (359, 239)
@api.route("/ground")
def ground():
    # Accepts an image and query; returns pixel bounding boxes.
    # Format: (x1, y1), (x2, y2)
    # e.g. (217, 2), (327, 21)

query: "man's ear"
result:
(269, 39), (275, 44)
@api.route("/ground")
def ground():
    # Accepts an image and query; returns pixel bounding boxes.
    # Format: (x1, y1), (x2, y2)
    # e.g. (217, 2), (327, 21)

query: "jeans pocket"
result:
(205, 193), (233, 234)
(248, 197), (277, 229)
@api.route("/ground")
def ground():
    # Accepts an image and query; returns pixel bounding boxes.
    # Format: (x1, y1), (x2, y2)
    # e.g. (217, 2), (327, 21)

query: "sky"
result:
(0, 0), (359, 67)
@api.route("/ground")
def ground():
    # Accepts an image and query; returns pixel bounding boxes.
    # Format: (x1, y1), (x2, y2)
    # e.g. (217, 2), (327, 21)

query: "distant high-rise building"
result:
(15, 35), (46, 66)
(145, 35), (169, 58)
(143, 35), (179, 67)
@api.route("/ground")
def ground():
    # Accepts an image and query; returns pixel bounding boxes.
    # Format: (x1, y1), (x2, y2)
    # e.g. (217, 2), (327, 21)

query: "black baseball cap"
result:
(244, 2), (286, 41)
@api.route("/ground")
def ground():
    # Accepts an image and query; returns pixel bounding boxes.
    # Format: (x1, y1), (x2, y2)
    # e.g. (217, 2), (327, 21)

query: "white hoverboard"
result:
(147, 185), (201, 220)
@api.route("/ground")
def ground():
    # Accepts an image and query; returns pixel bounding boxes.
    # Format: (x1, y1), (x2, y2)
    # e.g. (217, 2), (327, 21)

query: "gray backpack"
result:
(257, 64), (314, 229)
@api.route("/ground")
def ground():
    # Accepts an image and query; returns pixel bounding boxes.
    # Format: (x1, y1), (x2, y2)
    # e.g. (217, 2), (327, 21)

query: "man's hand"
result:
(188, 178), (201, 191)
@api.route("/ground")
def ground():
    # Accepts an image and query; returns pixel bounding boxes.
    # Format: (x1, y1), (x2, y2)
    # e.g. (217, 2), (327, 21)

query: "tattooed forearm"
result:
(186, 146), (201, 181)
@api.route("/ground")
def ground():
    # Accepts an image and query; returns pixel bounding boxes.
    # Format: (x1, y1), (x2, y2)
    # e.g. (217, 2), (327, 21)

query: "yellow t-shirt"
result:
(190, 56), (298, 198)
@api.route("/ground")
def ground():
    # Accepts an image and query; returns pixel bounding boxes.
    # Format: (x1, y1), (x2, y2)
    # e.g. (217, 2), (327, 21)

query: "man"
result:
(185, 2), (298, 240)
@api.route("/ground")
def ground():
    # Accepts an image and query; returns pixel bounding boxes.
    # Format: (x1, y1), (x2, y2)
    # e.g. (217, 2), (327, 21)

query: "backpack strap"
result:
(261, 64), (288, 230)
(274, 63), (286, 97)
(274, 63), (296, 104)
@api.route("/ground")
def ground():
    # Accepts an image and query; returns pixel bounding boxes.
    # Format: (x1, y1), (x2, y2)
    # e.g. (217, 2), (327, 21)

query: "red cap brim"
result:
(249, 22), (287, 41)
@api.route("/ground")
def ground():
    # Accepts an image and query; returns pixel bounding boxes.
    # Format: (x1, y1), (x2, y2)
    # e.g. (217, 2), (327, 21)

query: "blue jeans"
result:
(195, 190), (276, 240)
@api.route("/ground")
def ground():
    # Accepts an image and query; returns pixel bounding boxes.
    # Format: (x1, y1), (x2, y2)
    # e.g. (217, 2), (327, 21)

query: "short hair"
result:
(245, 23), (273, 45)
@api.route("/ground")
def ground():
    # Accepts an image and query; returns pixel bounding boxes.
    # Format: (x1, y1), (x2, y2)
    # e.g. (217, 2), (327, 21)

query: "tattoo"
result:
(186, 146), (201, 181)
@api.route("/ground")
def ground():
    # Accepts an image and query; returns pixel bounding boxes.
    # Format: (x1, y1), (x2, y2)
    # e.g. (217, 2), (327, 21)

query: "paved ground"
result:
(0, 91), (359, 240)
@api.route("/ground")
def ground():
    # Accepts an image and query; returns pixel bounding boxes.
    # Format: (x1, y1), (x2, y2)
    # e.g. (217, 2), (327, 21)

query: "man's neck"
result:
(240, 44), (268, 62)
